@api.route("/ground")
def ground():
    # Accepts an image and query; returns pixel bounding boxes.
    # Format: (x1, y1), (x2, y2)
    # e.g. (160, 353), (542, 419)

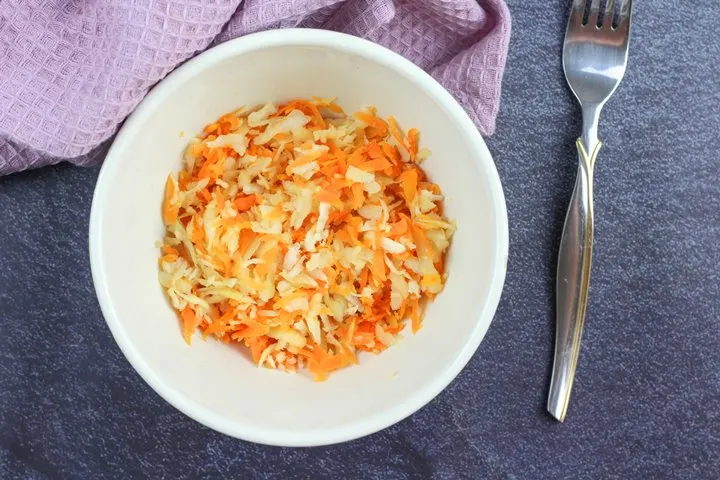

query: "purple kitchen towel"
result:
(0, 0), (511, 176)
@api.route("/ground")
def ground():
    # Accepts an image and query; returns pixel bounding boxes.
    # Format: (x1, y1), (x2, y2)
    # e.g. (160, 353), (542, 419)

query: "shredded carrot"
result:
(233, 194), (257, 212)
(215, 190), (226, 210)
(366, 142), (383, 159)
(407, 128), (420, 158)
(410, 297), (421, 333)
(354, 111), (388, 138)
(381, 143), (399, 163)
(388, 217), (408, 237)
(188, 142), (207, 159)
(350, 182), (365, 209)
(372, 249), (387, 282)
(180, 306), (200, 345)
(387, 116), (406, 149)
(162, 175), (179, 225)
(321, 354), (348, 372)
(204, 123), (220, 135)
(158, 98), (454, 380)
(237, 229), (256, 256)
(316, 187), (341, 203)
(248, 337), (272, 363)
(190, 216), (205, 245)
(360, 156), (393, 172)
(411, 221), (433, 258)
(399, 168), (418, 203)
(198, 188), (212, 204)
(218, 114), (241, 134)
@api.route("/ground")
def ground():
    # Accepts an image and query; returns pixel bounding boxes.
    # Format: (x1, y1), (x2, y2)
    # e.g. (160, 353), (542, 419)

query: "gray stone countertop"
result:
(1, 1), (718, 478)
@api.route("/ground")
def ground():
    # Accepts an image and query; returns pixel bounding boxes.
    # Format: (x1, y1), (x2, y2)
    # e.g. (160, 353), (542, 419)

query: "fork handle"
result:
(548, 137), (601, 422)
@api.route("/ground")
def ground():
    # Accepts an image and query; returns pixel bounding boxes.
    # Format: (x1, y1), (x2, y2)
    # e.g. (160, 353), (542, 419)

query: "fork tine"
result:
(615, 0), (633, 35)
(604, 0), (617, 28)
(618, 0), (633, 24)
(587, 0), (603, 27)
(568, 0), (586, 27)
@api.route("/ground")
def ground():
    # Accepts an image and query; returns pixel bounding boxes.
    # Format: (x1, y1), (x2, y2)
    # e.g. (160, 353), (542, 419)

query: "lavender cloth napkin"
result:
(0, 0), (511, 176)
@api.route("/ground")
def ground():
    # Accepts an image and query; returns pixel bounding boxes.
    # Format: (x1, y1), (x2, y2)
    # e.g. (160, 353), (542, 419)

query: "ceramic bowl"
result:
(89, 29), (508, 446)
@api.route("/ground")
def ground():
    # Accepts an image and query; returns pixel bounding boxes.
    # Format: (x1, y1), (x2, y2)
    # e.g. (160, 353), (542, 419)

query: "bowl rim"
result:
(89, 28), (509, 447)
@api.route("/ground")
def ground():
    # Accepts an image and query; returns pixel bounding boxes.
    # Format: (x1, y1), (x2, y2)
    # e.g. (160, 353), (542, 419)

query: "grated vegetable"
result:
(159, 98), (455, 381)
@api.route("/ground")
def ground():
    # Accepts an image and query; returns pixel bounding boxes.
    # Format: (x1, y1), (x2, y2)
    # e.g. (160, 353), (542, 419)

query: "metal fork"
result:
(548, 0), (633, 422)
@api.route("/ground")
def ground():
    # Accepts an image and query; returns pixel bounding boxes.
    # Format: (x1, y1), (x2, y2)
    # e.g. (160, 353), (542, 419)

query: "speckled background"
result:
(1, 1), (719, 479)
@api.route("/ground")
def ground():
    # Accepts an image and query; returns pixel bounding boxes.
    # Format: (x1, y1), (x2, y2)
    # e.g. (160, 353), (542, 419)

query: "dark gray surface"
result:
(2, 1), (719, 478)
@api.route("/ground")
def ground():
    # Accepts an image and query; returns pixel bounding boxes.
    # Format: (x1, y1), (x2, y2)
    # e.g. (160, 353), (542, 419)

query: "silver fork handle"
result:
(548, 128), (602, 422)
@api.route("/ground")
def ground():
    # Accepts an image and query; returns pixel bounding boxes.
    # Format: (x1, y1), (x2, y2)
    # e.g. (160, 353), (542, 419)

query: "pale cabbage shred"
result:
(159, 99), (455, 374)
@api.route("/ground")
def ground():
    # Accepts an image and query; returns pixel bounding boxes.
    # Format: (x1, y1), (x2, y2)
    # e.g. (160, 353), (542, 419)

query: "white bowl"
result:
(89, 29), (508, 447)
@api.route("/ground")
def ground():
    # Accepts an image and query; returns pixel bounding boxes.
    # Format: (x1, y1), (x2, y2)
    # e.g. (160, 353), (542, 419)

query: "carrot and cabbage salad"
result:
(159, 98), (455, 381)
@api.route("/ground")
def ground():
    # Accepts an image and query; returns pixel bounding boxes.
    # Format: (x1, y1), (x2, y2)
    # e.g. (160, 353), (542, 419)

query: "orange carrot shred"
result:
(316, 188), (341, 203)
(388, 217), (408, 237)
(215, 190), (226, 210)
(360, 156), (393, 172)
(410, 297), (421, 333)
(350, 182), (364, 209)
(354, 111), (388, 137)
(233, 194), (257, 212)
(407, 128), (420, 158)
(387, 116), (405, 148)
(372, 249), (387, 282)
(366, 142), (383, 159)
(162, 175), (179, 225)
(180, 307), (200, 345)
(237, 229), (256, 256)
(399, 168), (418, 203)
